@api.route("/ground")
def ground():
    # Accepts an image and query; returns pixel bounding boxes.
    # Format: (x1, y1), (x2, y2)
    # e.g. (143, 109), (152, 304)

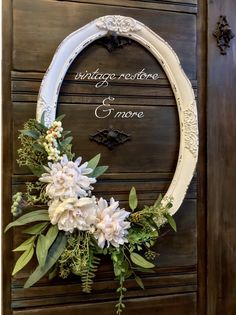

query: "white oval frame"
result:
(36, 15), (198, 215)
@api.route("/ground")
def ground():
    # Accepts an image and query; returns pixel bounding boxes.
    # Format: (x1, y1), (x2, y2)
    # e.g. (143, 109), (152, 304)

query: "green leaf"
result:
(45, 225), (59, 249)
(4, 210), (50, 232)
(36, 234), (47, 266)
(28, 164), (45, 177)
(32, 143), (45, 153)
(12, 246), (34, 275)
(130, 252), (155, 269)
(129, 187), (138, 211)
(33, 119), (47, 132)
(62, 130), (71, 137)
(40, 111), (46, 125)
(154, 194), (162, 208)
(91, 166), (108, 178)
(165, 213), (177, 232)
(13, 236), (36, 252)
(24, 233), (67, 288)
(146, 218), (159, 232)
(36, 225), (59, 267)
(55, 114), (65, 121)
(60, 136), (73, 146)
(135, 275), (145, 289)
(20, 129), (40, 139)
(23, 222), (49, 235)
(48, 265), (58, 280)
(87, 154), (101, 170)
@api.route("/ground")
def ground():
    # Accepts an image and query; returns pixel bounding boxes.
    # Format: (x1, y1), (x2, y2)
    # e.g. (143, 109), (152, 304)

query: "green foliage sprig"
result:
(5, 116), (177, 314)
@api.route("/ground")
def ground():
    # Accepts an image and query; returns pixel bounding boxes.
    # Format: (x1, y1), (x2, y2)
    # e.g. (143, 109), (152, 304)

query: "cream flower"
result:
(93, 197), (130, 249)
(48, 197), (97, 233)
(39, 155), (96, 199)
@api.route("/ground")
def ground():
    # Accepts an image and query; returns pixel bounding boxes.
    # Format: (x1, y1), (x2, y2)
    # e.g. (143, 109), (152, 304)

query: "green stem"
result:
(116, 277), (126, 315)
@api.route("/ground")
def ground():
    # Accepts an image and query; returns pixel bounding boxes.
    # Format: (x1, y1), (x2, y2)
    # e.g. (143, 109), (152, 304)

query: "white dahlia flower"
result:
(93, 197), (131, 249)
(39, 155), (96, 199)
(48, 197), (97, 233)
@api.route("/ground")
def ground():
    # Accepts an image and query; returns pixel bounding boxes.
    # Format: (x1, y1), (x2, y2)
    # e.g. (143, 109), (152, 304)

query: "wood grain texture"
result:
(12, 102), (180, 174)
(11, 72), (197, 105)
(207, 0), (236, 314)
(196, 0), (207, 314)
(3, 0), (199, 314)
(13, 0), (197, 79)
(12, 293), (197, 315)
(55, 0), (197, 14)
(2, 1), (14, 315)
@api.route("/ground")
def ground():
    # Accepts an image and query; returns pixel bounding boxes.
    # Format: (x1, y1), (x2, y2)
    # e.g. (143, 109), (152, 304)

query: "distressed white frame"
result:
(36, 15), (198, 215)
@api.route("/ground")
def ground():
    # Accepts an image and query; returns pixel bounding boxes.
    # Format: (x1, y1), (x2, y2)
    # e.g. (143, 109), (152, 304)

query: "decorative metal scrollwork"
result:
(213, 15), (235, 55)
(89, 127), (131, 150)
(96, 31), (132, 53)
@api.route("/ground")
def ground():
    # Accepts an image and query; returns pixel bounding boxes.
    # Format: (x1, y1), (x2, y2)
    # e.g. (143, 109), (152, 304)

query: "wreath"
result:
(5, 114), (176, 314)
(6, 15), (199, 314)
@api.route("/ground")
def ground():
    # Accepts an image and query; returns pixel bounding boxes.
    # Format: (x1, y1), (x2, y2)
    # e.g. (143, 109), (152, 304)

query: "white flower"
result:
(93, 197), (130, 248)
(39, 155), (96, 199)
(48, 197), (97, 233)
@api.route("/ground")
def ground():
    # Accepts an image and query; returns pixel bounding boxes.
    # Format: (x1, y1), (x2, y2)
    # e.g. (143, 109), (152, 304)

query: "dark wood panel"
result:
(13, 293), (197, 315)
(2, 0), (14, 315)
(12, 275), (196, 309)
(12, 174), (197, 199)
(155, 199), (197, 267)
(13, 103), (180, 174)
(56, 0), (197, 14)
(196, 1), (207, 314)
(3, 1), (200, 315)
(13, 0), (197, 79)
(207, 0), (236, 314)
(11, 73), (197, 105)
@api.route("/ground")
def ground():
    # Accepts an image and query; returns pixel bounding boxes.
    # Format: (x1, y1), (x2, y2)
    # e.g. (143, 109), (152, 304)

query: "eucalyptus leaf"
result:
(40, 111), (46, 125)
(23, 222), (49, 235)
(130, 252), (155, 269)
(91, 165), (108, 178)
(36, 234), (47, 266)
(12, 246), (34, 276)
(20, 129), (40, 139)
(48, 265), (58, 280)
(129, 187), (138, 211)
(4, 210), (50, 232)
(62, 130), (71, 137)
(135, 275), (145, 289)
(32, 143), (45, 153)
(24, 233), (67, 288)
(45, 225), (59, 249)
(60, 136), (73, 147)
(33, 119), (47, 132)
(36, 225), (59, 267)
(55, 114), (65, 121)
(13, 236), (36, 252)
(154, 194), (162, 208)
(87, 154), (101, 170)
(165, 213), (177, 232)
(146, 218), (159, 232)
(28, 164), (45, 177)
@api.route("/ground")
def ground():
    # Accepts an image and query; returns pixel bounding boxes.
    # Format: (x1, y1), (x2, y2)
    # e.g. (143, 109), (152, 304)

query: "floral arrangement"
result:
(5, 114), (176, 314)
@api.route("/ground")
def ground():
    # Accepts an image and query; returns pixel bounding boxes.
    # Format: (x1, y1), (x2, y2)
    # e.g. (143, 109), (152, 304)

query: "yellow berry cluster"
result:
(43, 121), (63, 161)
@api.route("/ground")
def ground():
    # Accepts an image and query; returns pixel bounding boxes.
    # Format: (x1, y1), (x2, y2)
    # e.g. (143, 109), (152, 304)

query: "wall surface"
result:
(4, 0), (236, 314)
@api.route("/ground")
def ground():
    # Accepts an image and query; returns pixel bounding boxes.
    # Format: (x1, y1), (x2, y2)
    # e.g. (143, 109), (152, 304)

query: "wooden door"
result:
(3, 1), (203, 315)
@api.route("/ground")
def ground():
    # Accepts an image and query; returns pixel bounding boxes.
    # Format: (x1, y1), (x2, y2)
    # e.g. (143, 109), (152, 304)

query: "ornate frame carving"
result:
(36, 15), (199, 216)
